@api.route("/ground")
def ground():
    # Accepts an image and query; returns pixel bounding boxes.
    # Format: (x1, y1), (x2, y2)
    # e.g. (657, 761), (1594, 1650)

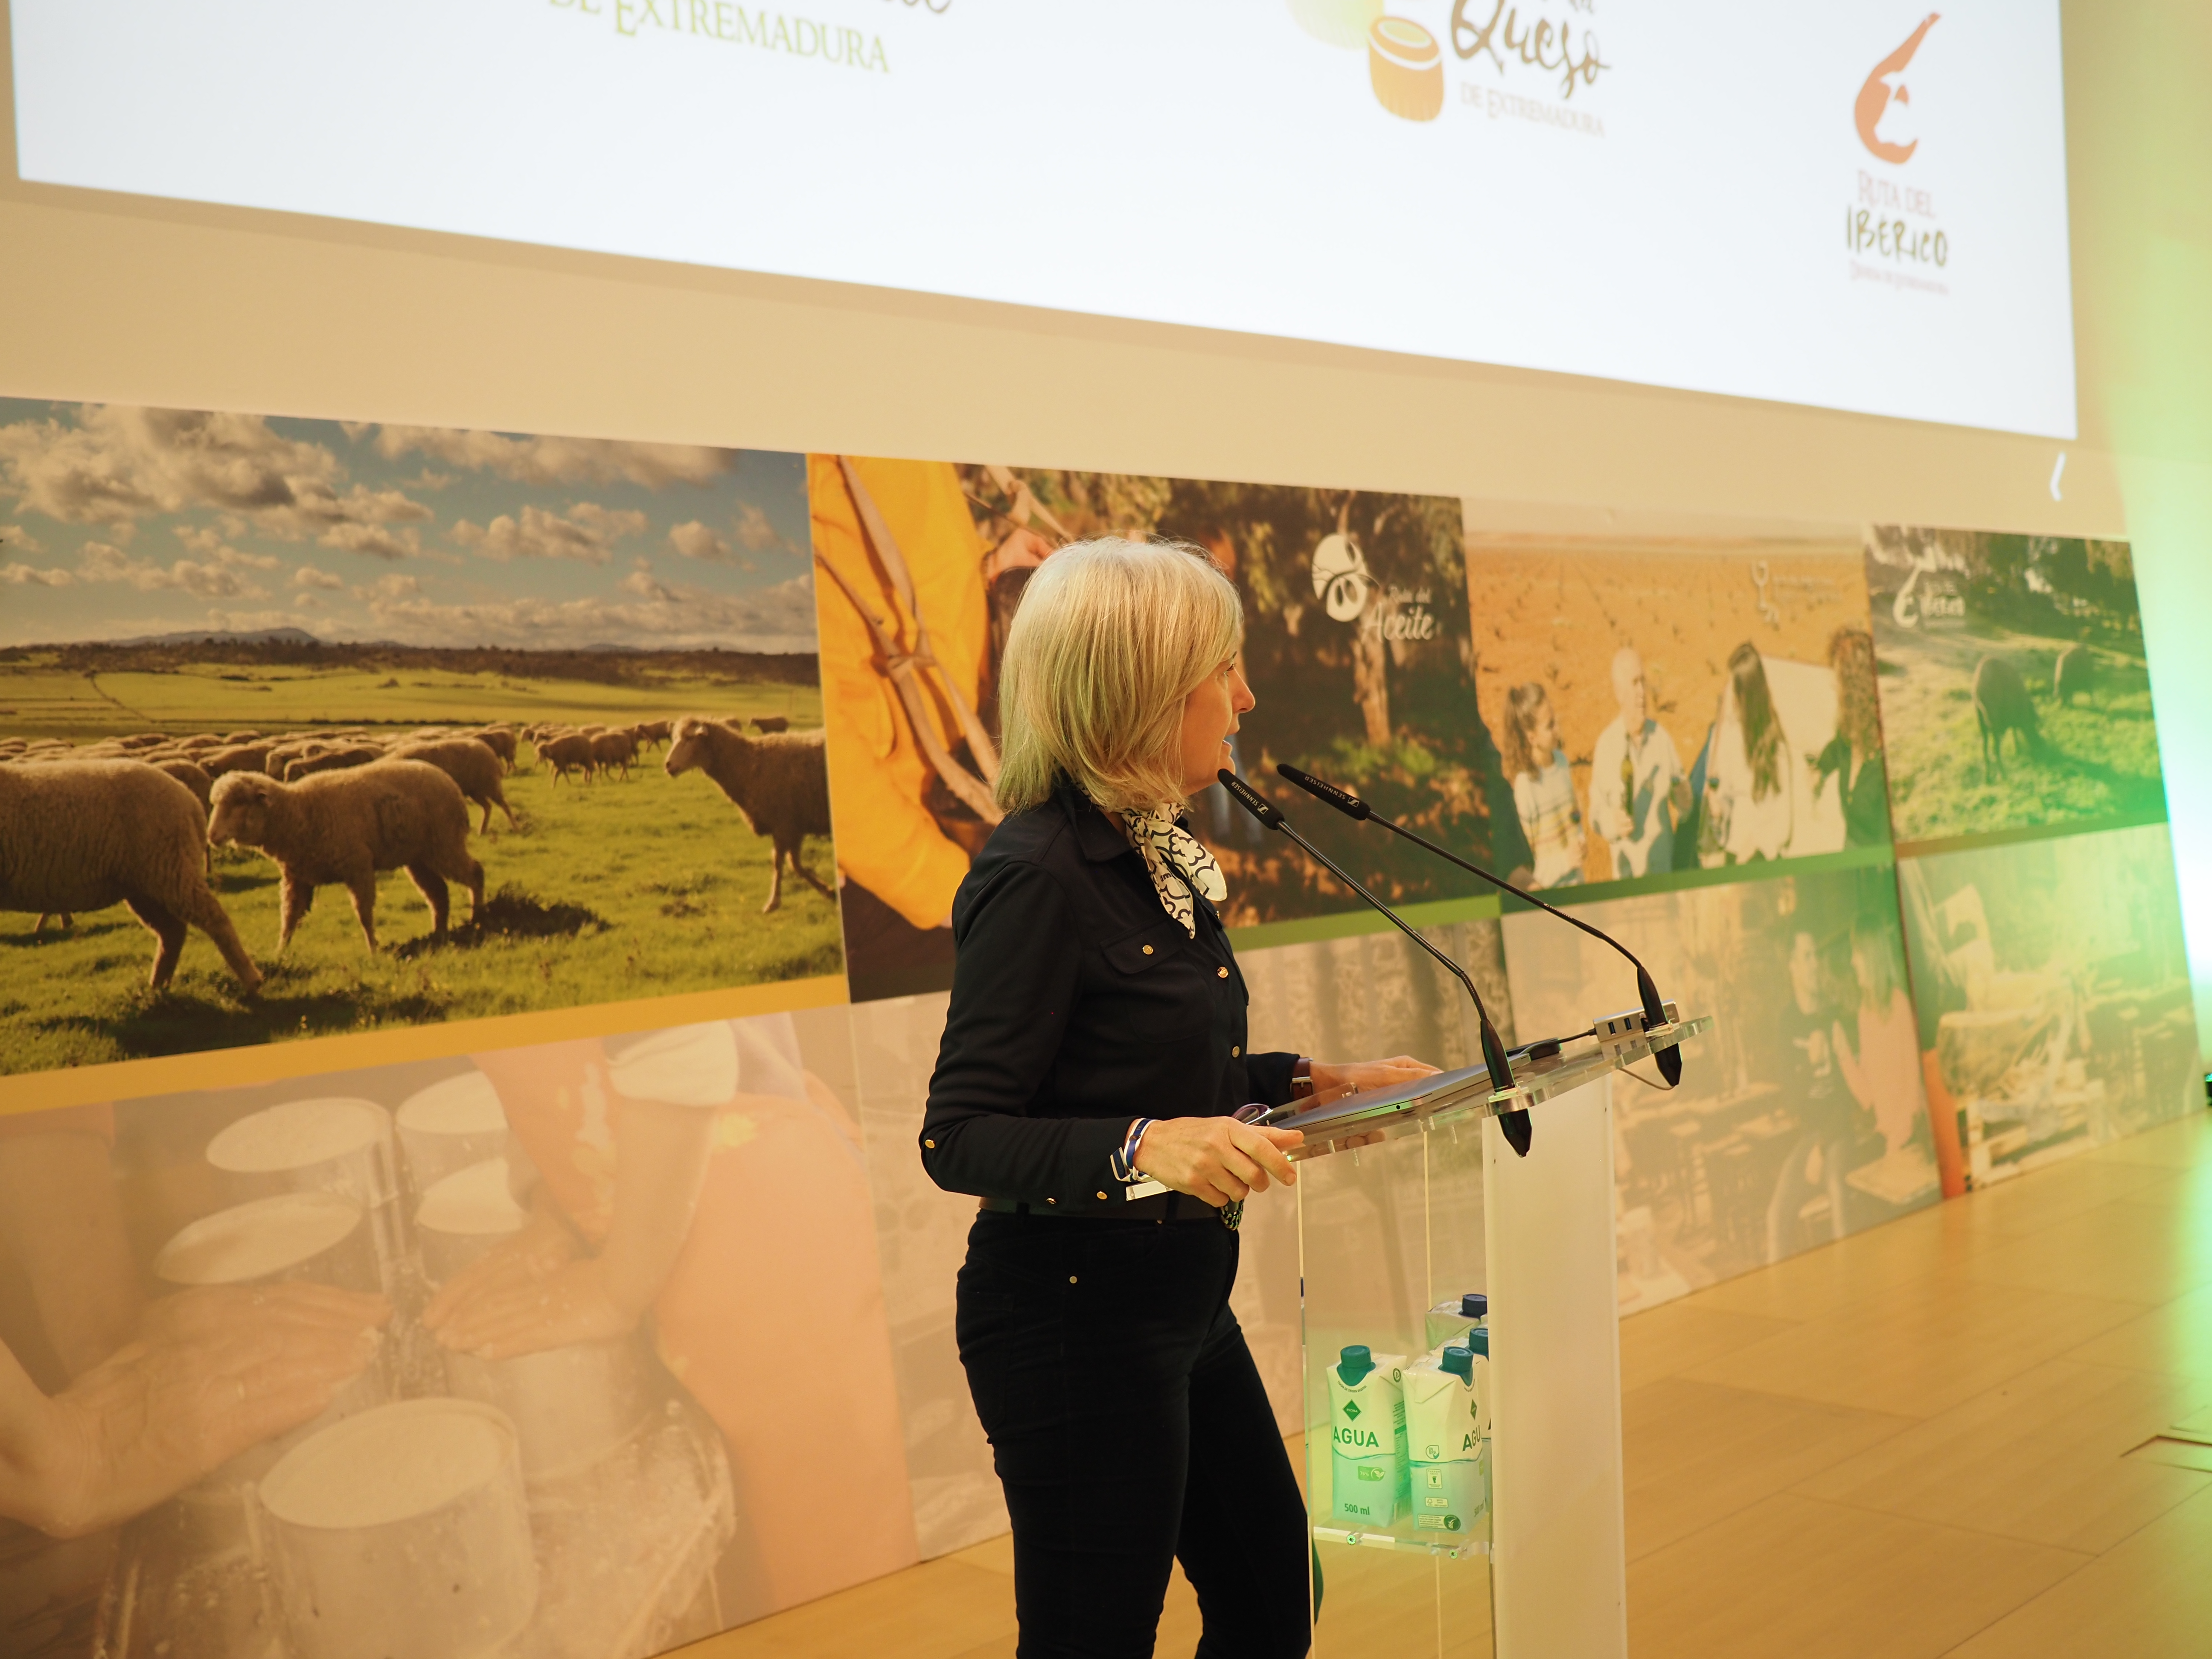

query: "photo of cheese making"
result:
(0, 403), (839, 1077)
(1898, 822), (2197, 1194)
(1502, 864), (1938, 1310)
(1864, 528), (2167, 846)
(1462, 537), (1890, 891)
(0, 1008), (911, 1659)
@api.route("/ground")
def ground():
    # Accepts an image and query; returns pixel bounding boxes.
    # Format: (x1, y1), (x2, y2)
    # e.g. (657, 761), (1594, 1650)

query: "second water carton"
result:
(1404, 1335), (1489, 1535)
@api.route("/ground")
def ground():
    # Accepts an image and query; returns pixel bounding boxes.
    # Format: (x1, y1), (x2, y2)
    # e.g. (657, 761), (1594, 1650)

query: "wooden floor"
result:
(683, 1110), (2212, 1658)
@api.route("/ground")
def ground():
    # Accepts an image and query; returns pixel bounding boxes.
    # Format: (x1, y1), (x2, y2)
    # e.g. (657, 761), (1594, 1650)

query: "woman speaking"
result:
(921, 538), (1436, 1658)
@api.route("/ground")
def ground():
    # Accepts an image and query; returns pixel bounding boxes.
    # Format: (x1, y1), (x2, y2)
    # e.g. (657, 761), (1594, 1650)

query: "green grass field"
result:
(0, 662), (841, 1075)
(1873, 620), (2167, 844)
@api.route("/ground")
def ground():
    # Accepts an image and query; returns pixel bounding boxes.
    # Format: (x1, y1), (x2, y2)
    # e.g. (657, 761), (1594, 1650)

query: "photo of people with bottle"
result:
(1463, 537), (1889, 891)
(0, 1008), (912, 1659)
(1501, 865), (1939, 1310)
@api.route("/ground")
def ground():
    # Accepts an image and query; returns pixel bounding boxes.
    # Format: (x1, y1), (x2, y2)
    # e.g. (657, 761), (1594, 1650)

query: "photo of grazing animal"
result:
(0, 761), (262, 993)
(2053, 643), (2096, 704)
(387, 737), (521, 832)
(665, 717), (835, 912)
(539, 731), (598, 784)
(1970, 657), (2049, 781)
(0, 397), (834, 1078)
(590, 729), (638, 780)
(208, 762), (486, 953)
(1866, 530), (2164, 841)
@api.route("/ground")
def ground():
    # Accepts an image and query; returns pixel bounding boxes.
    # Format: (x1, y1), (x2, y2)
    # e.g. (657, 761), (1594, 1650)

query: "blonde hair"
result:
(995, 538), (1243, 813)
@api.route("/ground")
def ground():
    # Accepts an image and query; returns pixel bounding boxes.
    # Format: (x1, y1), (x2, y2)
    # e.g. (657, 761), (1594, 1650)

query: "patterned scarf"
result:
(1118, 805), (1228, 937)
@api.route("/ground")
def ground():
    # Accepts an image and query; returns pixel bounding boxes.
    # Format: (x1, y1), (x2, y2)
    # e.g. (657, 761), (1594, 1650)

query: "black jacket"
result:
(920, 782), (1299, 1217)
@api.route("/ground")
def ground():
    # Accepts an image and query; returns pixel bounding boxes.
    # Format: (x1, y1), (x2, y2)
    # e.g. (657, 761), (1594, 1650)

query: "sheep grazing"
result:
(204, 743), (274, 778)
(2054, 644), (2095, 704)
(470, 727), (518, 769)
(208, 761), (484, 954)
(749, 716), (790, 735)
(665, 717), (833, 913)
(150, 758), (215, 815)
(0, 761), (262, 994)
(264, 741), (324, 777)
(386, 738), (520, 833)
(1972, 657), (2048, 781)
(632, 719), (672, 752)
(589, 731), (637, 781)
(539, 732), (597, 785)
(283, 746), (383, 782)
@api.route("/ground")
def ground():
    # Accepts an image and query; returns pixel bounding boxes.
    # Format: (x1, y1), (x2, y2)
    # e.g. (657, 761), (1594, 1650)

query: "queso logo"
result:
(1855, 13), (1939, 164)
(1285, 1), (1607, 128)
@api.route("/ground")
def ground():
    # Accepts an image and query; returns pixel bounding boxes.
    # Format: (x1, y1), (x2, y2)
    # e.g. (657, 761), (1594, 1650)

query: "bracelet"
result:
(1290, 1057), (1315, 1100)
(1109, 1117), (1155, 1185)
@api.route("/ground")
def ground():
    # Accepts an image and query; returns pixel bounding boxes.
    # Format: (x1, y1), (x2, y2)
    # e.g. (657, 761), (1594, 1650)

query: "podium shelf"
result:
(1279, 1015), (1711, 1160)
(1312, 1524), (1488, 1561)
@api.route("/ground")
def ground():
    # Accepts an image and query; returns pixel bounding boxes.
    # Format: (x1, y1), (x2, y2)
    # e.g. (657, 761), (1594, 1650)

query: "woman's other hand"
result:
(1134, 1118), (1305, 1209)
(421, 1197), (578, 1337)
(424, 1258), (640, 1360)
(1309, 1055), (1441, 1101)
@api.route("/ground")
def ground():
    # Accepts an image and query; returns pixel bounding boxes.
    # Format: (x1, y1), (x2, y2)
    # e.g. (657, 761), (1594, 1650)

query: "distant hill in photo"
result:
(0, 636), (821, 687)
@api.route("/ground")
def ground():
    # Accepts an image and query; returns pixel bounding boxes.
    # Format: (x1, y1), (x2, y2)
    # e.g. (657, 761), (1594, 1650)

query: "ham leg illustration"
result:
(1855, 14), (1940, 164)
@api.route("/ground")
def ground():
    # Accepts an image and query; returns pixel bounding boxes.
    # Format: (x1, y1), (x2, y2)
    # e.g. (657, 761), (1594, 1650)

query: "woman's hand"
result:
(424, 1200), (637, 1359)
(1134, 1118), (1305, 1209)
(1309, 1055), (1441, 1102)
(425, 1258), (641, 1361)
(422, 1198), (579, 1337)
(12, 1284), (389, 1538)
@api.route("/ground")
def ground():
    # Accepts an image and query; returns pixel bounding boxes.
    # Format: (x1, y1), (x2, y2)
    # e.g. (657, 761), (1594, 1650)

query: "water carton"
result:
(1325, 1345), (1408, 1528)
(1405, 1340), (1489, 1535)
(1424, 1291), (1488, 1354)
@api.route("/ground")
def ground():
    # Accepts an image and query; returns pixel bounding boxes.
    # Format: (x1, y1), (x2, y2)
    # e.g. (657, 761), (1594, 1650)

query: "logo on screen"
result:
(1855, 14), (1939, 164)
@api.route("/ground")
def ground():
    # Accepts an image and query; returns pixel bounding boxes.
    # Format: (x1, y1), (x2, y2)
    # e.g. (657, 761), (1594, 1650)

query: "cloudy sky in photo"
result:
(0, 402), (818, 652)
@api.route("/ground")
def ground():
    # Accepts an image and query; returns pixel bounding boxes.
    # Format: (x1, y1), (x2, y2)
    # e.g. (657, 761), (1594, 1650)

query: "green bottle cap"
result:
(1337, 1345), (1374, 1385)
(1467, 1327), (1489, 1358)
(1440, 1345), (1473, 1380)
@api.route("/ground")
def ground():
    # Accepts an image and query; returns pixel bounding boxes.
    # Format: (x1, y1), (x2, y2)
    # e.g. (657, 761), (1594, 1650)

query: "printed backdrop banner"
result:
(12, 0), (2075, 435)
(0, 405), (2200, 1659)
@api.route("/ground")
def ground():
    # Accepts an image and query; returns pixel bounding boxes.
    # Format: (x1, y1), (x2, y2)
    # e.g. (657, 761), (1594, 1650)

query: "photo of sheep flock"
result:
(0, 403), (841, 1074)
(1864, 530), (2166, 846)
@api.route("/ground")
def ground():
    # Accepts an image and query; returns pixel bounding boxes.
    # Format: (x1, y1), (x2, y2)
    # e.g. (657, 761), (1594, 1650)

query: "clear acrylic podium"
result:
(1282, 1014), (1711, 1659)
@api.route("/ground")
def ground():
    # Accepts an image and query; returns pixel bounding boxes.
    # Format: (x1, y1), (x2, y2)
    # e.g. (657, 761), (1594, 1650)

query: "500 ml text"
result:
(1847, 208), (1947, 267)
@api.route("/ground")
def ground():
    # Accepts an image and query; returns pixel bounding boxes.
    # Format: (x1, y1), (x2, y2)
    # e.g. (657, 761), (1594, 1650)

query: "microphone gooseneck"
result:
(1275, 762), (1684, 1087)
(1215, 768), (1536, 1155)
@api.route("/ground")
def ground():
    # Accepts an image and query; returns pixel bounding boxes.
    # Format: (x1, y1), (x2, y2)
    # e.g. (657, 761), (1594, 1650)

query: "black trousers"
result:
(956, 1211), (1311, 1659)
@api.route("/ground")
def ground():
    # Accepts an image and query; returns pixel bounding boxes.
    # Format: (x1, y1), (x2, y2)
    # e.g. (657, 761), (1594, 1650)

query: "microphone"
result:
(1276, 763), (1683, 1088)
(1215, 768), (1536, 1156)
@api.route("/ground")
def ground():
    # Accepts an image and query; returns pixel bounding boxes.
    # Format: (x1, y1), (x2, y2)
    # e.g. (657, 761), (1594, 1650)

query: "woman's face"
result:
(1530, 700), (1560, 758)
(1178, 655), (1255, 796)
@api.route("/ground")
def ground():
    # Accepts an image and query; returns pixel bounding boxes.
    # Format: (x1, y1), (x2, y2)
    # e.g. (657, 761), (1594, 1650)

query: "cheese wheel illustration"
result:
(1369, 16), (1444, 122)
(1288, 0), (1384, 49)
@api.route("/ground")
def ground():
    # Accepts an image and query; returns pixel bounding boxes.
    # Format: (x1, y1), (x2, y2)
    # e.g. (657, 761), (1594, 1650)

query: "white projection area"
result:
(12, 1), (2076, 437)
